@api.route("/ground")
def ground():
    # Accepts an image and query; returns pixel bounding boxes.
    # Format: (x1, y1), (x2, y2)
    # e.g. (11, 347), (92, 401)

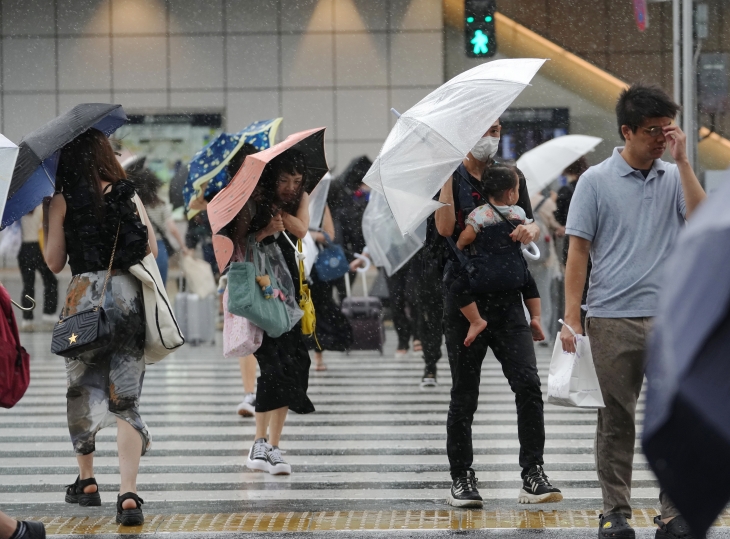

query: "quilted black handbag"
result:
(51, 223), (120, 358)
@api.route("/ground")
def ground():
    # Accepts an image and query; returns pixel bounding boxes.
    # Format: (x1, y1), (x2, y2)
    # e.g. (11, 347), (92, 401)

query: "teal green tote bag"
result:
(226, 236), (290, 338)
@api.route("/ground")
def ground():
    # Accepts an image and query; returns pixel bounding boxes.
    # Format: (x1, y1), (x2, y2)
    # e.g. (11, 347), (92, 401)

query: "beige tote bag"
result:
(129, 196), (185, 363)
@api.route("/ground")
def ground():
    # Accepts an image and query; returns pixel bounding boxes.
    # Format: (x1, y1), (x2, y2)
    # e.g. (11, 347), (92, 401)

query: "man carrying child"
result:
(435, 119), (563, 507)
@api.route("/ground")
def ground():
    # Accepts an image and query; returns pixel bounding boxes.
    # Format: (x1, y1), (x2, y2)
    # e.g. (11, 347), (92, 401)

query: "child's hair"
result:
(481, 164), (519, 203)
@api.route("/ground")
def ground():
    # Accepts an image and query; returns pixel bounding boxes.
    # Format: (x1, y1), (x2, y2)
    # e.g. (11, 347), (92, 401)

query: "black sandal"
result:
(116, 492), (144, 526)
(65, 476), (101, 506)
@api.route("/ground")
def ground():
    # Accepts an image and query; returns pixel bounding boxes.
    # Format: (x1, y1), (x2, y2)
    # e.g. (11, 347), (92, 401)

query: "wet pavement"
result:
(2, 329), (728, 536)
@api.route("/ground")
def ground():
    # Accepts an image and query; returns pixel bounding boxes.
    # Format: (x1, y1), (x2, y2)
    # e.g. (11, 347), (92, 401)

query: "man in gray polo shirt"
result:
(561, 85), (706, 539)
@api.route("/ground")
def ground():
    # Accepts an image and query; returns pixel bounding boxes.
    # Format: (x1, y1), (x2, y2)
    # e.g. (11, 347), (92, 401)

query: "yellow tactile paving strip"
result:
(18, 509), (730, 534)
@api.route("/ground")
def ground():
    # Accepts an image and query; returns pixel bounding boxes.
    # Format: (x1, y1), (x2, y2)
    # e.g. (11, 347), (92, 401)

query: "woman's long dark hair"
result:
(56, 128), (127, 220)
(252, 149), (308, 218)
(125, 167), (163, 208)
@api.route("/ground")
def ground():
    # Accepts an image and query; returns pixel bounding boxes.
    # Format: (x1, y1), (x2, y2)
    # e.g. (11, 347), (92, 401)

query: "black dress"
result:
(253, 231), (315, 414)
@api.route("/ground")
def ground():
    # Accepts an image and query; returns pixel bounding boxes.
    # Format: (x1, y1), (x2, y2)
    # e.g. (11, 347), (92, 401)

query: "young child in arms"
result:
(451, 165), (545, 346)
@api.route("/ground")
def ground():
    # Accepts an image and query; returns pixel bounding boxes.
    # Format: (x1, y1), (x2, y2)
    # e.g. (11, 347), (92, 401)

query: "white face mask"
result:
(470, 136), (500, 161)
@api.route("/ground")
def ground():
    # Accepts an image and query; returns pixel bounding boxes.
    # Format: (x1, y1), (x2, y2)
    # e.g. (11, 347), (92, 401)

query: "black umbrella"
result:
(169, 163), (188, 210)
(643, 180), (730, 538)
(1, 103), (127, 228)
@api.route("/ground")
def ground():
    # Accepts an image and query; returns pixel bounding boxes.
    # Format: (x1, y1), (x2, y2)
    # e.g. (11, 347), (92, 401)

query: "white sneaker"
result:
(20, 320), (34, 332)
(266, 445), (291, 475)
(394, 350), (408, 359)
(42, 314), (58, 324)
(236, 393), (256, 417)
(246, 438), (270, 472)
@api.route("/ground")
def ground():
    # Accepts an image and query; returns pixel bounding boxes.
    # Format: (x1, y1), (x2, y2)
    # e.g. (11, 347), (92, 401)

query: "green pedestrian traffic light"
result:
(464, 0), (497, 58)
(470, 30), (489, 55)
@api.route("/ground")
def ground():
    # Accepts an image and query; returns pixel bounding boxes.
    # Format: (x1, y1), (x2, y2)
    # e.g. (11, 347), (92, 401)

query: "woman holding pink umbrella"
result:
(229, 150), (314, 475)
(209, 127), (329, 476)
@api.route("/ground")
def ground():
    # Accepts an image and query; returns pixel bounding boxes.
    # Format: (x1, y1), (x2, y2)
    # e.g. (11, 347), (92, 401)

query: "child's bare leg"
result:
(460, 302), (487, 347)
(524, 298), (545, 342)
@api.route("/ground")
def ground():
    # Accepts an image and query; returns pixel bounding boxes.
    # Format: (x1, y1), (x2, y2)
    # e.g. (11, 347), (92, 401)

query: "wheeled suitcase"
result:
(341, 255), (385, 354)
(175, 292), (216, 346)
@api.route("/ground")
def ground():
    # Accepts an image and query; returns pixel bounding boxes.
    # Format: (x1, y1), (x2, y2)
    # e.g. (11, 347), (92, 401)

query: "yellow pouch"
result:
(297, 239), (316, 336)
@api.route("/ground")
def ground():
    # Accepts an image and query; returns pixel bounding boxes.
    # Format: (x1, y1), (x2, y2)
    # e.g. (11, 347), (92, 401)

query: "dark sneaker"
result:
(654, 515), (695, 538)
(246, 438), (269, 472)
(447, 469), (483, 508)
(420, 373), (438, 389)
(266, 446), (292, 475)
(598, 513), (635, 538)
(10, 520), (45, 539)
(518, 465), (563, 504)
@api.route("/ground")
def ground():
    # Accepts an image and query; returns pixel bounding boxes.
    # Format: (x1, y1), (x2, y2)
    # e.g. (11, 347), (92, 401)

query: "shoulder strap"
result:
(95, 220), (121, 311)
(445, 237), (470, 266)
(297, 239), (305, 293)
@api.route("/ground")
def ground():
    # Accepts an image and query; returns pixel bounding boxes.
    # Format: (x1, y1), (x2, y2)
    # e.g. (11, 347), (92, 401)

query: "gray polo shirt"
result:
(566, 147), (686, 318)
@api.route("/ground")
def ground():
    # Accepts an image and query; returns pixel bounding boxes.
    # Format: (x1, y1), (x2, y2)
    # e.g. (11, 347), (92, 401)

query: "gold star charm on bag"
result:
(68, 333), (78, 344)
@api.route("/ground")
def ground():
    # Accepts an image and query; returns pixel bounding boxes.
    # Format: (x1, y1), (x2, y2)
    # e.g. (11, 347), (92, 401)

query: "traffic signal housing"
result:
(465, 0), (497, 58)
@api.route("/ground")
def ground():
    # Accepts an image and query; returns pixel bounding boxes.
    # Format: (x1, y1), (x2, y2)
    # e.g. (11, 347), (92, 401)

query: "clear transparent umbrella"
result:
(308, 173), (332, 230)
(516, 134), (602, 197)
(0, 135), (20, 225)
(363, 58), (546, 235)
(362, 190), (427, 276)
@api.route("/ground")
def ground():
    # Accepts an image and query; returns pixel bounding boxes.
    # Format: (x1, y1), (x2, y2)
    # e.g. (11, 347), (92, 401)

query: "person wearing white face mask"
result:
(429, 119), (562, 508)
(468, 134), (501, 162)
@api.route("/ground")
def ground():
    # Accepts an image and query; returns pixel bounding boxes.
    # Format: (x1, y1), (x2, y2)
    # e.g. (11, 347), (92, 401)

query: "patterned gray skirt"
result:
(62, 270), (150, 455)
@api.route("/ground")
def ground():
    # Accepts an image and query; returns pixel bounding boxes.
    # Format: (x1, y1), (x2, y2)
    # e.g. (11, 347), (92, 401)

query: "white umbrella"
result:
(300, 173), (333, 278)
(363, 58), (546, 235)
(0, 135), (20, 226)
(308, 173), (332, 229)
(517, 134), (602, 197)
(362, 191), (427, 277)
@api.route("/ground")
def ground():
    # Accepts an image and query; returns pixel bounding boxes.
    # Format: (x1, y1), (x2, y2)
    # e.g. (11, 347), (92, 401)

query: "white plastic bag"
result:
(301, 232), (318, 278)
(547, 321), (605, 408)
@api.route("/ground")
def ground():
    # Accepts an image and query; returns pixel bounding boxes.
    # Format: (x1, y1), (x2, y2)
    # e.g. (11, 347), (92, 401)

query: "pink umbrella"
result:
(207, 127), (328, 271)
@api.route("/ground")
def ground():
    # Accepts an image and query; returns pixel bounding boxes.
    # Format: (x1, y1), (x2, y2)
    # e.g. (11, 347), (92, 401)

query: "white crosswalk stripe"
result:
(0, 330), (658, 511)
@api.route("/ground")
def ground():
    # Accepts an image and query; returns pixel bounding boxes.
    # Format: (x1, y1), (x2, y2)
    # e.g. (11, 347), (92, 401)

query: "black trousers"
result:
(17, 242), (58, 320)
(444, 289), (545, 479)
(412, 253), (443, 374)
(385, 259), (416, 350)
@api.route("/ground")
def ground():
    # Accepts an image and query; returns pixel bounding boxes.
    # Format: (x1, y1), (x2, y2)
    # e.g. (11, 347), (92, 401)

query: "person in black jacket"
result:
(554, 157), (590, 328)
(435, 119), (563, 509)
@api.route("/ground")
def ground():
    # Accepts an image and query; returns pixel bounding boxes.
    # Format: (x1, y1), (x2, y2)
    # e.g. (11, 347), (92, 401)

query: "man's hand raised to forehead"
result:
(663, 125), (688, 164)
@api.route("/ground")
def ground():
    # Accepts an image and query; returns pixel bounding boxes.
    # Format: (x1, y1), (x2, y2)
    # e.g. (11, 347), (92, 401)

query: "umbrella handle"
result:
(353, 253), (371, 273)
(522, 241), (540, 261)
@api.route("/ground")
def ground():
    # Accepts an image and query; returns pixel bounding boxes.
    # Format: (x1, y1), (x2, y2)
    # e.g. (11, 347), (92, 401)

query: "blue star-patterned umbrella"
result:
(183, 118), (282, 219)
